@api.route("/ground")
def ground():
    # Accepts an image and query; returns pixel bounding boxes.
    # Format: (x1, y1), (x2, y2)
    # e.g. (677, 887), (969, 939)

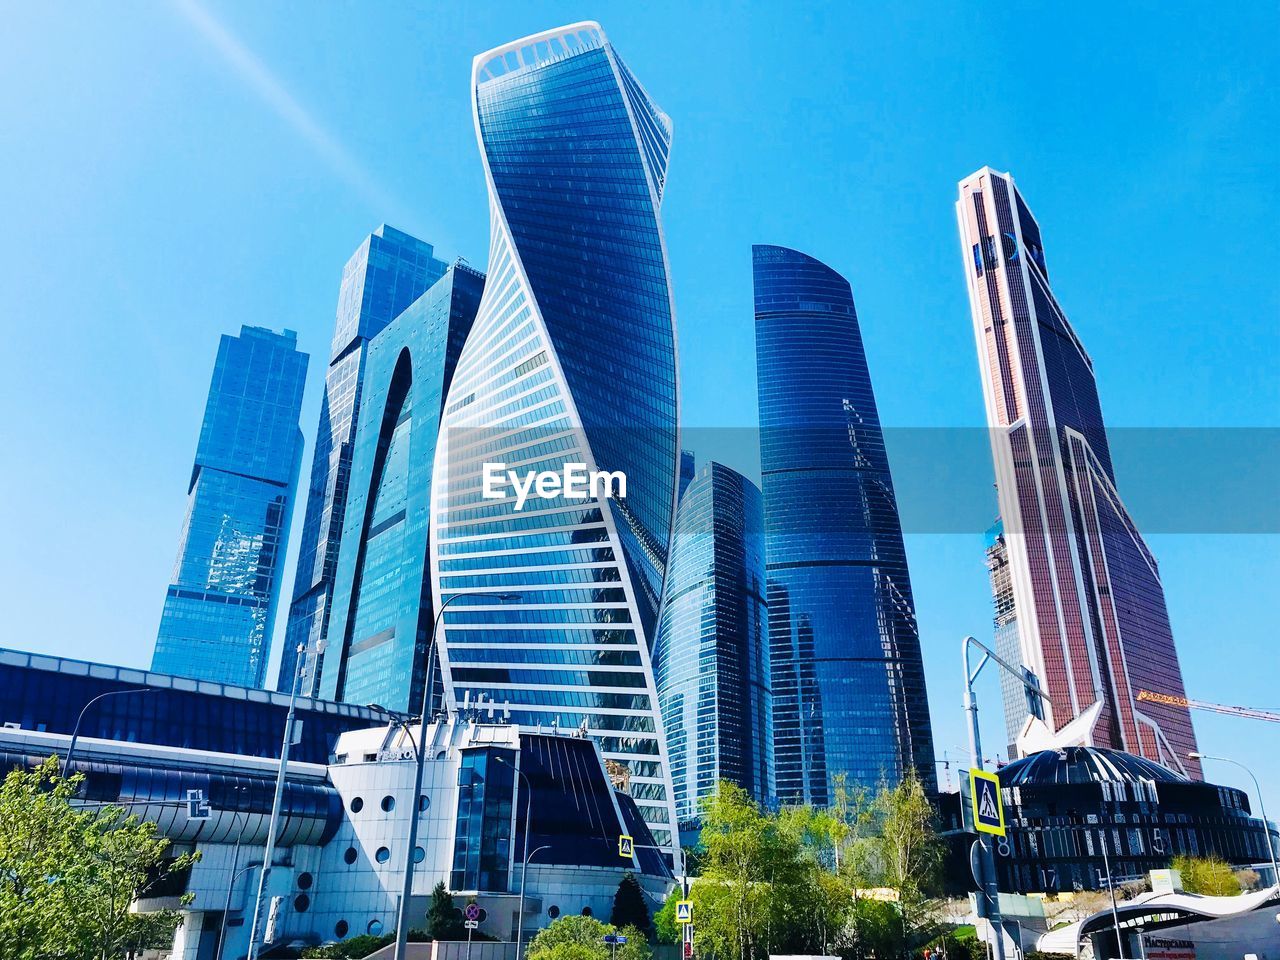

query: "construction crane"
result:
(1137, 689), (1280, 723)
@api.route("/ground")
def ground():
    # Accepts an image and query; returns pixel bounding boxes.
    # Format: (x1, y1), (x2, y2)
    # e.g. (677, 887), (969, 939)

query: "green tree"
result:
(616, 924), (654, 960)
(610, 872), (652, 936)
(653, 887), (680, 945)
(1172, 855), (1242, 896)
(871, 772), (946, 955)
(528, 915), (614, 960)
(426, 880), (465, 940)
(0, 756), (198, 959)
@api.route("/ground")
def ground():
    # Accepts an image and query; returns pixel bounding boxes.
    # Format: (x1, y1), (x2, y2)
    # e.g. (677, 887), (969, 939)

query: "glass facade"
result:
(0, 646), (388, 765)
(957, 169), (1199, 775)
(153, 325), (307, 688)
(985, 520), (1024, 757)
(753, 244), (936, 804)
(319, 265), (484, 711)
(653, 462), (772, 828)
(451, 747), (516, 892)
(429, 22), (680, 854)
(281, 227), (449, 695)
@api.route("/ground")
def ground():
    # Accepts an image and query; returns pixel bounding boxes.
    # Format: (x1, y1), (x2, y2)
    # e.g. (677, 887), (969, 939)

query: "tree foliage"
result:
(0, 756), (198, 960)
(610, 872), (652, 936)
(681, 775), (945, 960)
(426, 880), (465, 941)
(1172, 854), (1242, 896)
(527, 915), (652, 960)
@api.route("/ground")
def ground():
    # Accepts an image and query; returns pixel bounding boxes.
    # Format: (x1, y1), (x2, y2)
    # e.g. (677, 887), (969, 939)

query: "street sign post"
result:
(465, 920), (479, 930)
(464, 903), (481, 921)
(969, 768), (1005, 837)
(618, 834), (634, 859)
(675, 900), (693, 924)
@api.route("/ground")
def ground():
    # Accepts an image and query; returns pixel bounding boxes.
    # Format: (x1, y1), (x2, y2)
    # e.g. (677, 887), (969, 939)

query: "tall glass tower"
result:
(753, 244), (936, 804)
(957, 167), (1200, 776)
(280, 226), (448, 694)
(653, 461), (772, 833)
(318, 263), (484, 710)
(429, 22), (681, 853)
(153, 325), (308, 688)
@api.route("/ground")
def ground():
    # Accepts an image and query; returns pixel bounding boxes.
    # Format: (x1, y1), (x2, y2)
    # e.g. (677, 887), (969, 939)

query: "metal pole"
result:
(962, 637), (1005, 960)
(247, 643), (307, 959)
(518, 845), (550, 957)
(217, 858), (261, 960)
(214, 812), (246, 960)
(1193, 752), (1280, 887)
(64, 688), (157, 775)
(395, 592), (520, 960)
(467, 916), (474, 960)
(490, 756), (535, 959)
(1099, 830), (1122, 957)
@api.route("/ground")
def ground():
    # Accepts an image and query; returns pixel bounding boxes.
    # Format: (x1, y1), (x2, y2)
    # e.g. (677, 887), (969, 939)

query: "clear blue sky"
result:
(2, 3), (1276, 805)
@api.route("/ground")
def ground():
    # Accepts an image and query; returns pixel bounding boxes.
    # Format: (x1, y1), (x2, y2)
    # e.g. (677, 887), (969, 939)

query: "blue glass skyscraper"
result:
(653, 461), (772, 831)
(318, 263), (484, 710)
(753, 244), (935, 804)
(429, 22), (681, 853)
(153, 325), (308, 688)
(281, 226), (449, 694)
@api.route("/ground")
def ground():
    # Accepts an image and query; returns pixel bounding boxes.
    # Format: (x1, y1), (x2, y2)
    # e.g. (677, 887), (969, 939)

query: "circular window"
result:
(297, 872), (314, 890)
(413, 846), (425, 864)
(548, 905), (560, 919)
(294, 893), (310, 912)
(375, 846), (391, 864)
(418, 794), (430, 812)
(581, 907), (593, 917)
(368, 919), (384, 936)
(335, 920), (349, 938)
(381, 795), (395, 812)
(350, 796), (364, 813)
(343, 847), (358, 865)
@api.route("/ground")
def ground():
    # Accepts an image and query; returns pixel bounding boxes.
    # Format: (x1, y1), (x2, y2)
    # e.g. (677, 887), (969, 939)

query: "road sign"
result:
(465, 920), (479, 930)
(618, 834), (634, 859)
(464, 903), (481, 921)
(675, 900), (693, 924)
(604, 935), (629, 945)
(969, 768), (1005, 837)
(683, 942), (693, 959)
(185, 788), (210, 821)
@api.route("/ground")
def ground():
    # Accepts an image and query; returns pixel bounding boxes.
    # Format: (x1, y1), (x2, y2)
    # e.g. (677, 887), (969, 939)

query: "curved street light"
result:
(1191, 751), (1280, 887)
(64, 687), (160, 775)
(393, 591), (522, 960)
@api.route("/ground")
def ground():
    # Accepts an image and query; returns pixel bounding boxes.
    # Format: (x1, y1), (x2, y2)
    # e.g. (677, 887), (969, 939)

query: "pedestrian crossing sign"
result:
(618, 834), (634, 859)
(969, 768), (1005, 837)
(676, 900), (693, 924)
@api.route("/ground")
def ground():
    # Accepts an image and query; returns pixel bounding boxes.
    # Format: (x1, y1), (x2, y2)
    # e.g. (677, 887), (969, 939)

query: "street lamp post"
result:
(1098, 830), (1124, 956)
(246, 641), (313, 960)
(64, 687), (159, 775)
(962, 635), (1052, 960)
(393, 591), (521, 960)
(1191, 751), (1280, 887)
(216, 856), (261, 960)
(491, 753), (543, 958)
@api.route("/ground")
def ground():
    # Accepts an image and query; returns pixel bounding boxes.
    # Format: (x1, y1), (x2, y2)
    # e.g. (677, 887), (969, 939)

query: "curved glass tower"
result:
(429, 23), (680, 853)
(753, 244), (935, 804)
(653, 461), (772, 831)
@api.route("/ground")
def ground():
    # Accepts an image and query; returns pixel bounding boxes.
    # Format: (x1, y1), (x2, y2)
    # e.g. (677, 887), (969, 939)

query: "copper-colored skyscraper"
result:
(957, 168), (1200, 777)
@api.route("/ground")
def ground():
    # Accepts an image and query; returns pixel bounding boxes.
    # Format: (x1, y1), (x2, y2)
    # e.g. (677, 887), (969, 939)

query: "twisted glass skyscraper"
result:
(653, 461), (772, 831)
(429, 22), (680, 853)
(957, 167), (1199, 775)
(281, 226), (448, 694)
(153, 326), (308, 688)
(754, 245), (935, 804)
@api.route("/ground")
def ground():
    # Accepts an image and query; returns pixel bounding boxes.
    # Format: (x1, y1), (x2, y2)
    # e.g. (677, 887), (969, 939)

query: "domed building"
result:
(940, 747), (1277, 894)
